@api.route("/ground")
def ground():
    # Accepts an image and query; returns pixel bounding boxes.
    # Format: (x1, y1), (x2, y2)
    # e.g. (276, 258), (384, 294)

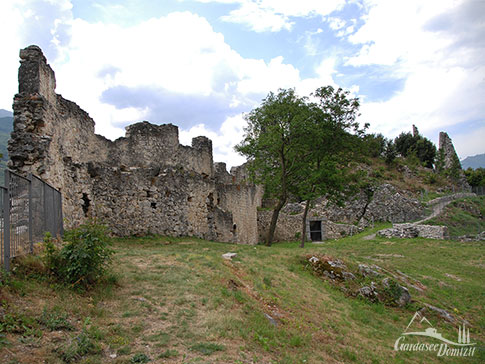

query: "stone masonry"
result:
(8, 45), (263, 244)
(438, 131), (470, 189)
(8, 45), (465, 244)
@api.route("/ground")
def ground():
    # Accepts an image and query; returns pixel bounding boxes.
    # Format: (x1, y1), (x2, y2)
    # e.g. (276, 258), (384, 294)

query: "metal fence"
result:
(472, 186), (485, 195)
(1, 170), (63, 271)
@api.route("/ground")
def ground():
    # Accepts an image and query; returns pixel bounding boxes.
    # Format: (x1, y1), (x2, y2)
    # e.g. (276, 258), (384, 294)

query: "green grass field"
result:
(1, 230), (484, 363)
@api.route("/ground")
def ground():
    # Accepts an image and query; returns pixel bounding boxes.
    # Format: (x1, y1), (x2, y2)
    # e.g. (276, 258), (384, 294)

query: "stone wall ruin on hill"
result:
(8, 45), (263, 244)
(8, 45), (468, 244)
(438, 131), (470, 189)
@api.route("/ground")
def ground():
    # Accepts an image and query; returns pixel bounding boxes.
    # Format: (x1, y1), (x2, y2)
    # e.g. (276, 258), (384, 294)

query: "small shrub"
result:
(39, 306), (74, 331)
(189, 342), (225, 355)
(379, 279), (404, 306)
(45, 223), (113, 289)
(11, 254), (46, 278)
(0, 304), (42, 339)
(130, 353), (151, 363)
(0, 268), (10, 287)
(57, 328), (101, 363)
(424, 172), (437, 185)
(158, 349), (178, 358)
(43, 232), (63, 275)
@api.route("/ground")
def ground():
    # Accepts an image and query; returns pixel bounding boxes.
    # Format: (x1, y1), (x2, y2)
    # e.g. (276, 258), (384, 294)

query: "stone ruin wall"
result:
(8, 45), (263, 244)
(438, 131), (470, 189)
(258, 183), (426, 241)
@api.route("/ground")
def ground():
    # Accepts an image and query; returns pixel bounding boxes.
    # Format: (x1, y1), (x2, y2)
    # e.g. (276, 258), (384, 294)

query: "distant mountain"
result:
(461, 154), (485, 170)
(0, 115), (13, 181)
(0, 109), (12, 118)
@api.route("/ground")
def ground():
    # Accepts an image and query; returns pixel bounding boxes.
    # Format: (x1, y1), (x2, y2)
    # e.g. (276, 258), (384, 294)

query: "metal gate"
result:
(1, 170), (63, 271)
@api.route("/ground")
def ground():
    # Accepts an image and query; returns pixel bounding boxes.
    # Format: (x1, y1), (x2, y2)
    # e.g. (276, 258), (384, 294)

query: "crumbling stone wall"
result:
(439, 132), (461, 170)
(377, 223), (448, 240)
(257, 210), (360, 241)
(257, 183), (425, 242)
(438, 132), (470, 189)
(8, 45), (262, 244)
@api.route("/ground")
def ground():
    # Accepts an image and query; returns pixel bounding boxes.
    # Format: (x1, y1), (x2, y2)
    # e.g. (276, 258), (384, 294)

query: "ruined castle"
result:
(8, 45), (263, 244)
(8, 46), (468, 244)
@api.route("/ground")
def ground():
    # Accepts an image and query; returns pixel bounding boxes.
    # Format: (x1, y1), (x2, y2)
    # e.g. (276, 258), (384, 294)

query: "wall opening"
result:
(309, 220), (322, 241)
(151, 202), (157, 209)
(81, 193), (90, 217)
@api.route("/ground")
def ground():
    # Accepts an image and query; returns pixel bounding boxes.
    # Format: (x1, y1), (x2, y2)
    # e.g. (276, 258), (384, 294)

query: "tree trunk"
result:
(300, 199), (311, 248)
(266, 198), (285, 246)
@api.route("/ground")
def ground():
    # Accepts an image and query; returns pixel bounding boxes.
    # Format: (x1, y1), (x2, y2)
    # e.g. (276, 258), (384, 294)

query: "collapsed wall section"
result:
(8, 45), (262, 244)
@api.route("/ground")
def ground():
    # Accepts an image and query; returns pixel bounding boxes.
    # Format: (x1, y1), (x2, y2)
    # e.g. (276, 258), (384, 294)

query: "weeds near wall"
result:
(44, 223), (114, 289)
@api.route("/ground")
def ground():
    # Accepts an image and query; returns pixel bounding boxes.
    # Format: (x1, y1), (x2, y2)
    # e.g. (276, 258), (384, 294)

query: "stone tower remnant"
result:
(438, 131), (469, 189)
(8, 45), (263, 244)
(412, 124), (419, 138)
(438, 132), (461, 170)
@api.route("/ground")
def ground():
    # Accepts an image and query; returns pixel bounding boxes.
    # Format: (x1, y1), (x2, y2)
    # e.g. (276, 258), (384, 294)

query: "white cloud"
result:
(0, 2), (23, 110)
(345, 0), (485, 158)
(221, 2), (293, 32)
(180, 114), (247, 169)
(194, 0), (346, 32)
(4, 0), (481, 164)
(327, 17), (346, 30)
(452, 126), (485, 161)
(1, 2), (339, 165)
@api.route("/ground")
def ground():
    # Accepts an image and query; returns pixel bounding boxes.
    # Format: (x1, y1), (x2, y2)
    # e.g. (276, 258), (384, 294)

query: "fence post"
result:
(59, 193), (64, 237)
(3, 170), (10, 272)
(43, 181), (47, 234)
(28, 173), (33, 253)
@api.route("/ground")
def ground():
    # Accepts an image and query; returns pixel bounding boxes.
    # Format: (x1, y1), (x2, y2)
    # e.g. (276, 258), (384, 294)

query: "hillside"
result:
(0, 109), (12, 118)
(462, 153), (485, 169)
(1, 234), (483, 363)
(0, 114), (13, 181)
(426, 196), (485, 237)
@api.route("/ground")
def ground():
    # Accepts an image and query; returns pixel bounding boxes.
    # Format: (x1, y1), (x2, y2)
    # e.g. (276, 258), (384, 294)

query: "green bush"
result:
(44, 223), (113, 289)
(57, 328), (101, 363)
(130, 353), (151, 363)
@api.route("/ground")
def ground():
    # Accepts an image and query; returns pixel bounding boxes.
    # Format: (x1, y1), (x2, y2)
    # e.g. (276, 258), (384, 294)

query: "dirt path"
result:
(413, 192), (476, 225)
(362, 192), (476, 239)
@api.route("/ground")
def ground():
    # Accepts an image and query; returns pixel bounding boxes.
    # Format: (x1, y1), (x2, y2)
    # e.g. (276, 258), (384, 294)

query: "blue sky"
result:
(0, 0), (484, 167)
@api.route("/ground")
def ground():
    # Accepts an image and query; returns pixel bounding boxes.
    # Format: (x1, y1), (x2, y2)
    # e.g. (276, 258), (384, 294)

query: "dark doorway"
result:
(81, 193), (90, 217)
(309, 220), (322, 241)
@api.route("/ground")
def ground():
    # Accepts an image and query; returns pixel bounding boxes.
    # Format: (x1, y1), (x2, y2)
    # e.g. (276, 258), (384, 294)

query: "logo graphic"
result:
(394, 311), (476, 357)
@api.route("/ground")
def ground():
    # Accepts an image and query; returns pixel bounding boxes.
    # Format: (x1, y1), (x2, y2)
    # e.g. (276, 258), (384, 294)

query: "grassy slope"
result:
(426, 196), (485, 237)
(1, 232), (484, 364)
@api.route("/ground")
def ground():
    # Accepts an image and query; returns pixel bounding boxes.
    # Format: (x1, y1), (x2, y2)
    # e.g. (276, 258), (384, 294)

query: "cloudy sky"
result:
(0, 0), (484, 167)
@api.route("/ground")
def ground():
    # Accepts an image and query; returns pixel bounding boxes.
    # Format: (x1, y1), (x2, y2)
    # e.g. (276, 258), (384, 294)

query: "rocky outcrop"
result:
(304, 255), (411, 307)
(361, 184), (425, 225)
(310, 184), (425, 226)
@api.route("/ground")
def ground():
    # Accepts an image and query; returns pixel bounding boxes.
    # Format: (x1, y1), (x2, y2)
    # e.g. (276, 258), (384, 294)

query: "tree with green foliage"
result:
(236, 87), (364, 247)
(294, 86), (365, 247)
(363, 133), (387, 158)
(414, 137), (436, 168)
(394, 130), (436, 168)
(464, 167), (485, 187)
(394, 132), (416, 158)
(236, 89), (313, 246)
(384, 140), (397, 165)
